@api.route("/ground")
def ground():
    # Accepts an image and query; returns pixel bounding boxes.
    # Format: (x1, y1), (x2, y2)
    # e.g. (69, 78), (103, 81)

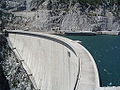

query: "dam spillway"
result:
(6, 30), (99, 90)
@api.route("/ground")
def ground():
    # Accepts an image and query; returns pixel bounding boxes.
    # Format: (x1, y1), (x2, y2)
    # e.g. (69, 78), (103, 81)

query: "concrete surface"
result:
(73, 41), (100, 90)
(7, 30), (100, 90)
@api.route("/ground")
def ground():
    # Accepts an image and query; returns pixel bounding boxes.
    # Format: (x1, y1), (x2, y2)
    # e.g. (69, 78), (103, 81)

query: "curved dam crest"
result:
(7, 30), (99, 90)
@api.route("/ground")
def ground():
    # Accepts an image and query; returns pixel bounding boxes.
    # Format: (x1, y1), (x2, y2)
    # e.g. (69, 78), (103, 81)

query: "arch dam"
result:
(6, 30), (100, 90)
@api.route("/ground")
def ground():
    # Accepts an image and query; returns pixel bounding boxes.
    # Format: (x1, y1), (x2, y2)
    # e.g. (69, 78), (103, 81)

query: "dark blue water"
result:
(66, 35), (120, 86)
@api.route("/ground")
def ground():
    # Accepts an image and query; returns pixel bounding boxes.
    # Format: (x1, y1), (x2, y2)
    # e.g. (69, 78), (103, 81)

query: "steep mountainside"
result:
(0, 0), (120, 32)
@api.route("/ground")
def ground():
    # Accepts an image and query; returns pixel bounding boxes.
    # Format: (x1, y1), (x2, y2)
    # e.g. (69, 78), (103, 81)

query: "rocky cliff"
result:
(0, 0), (120, 32)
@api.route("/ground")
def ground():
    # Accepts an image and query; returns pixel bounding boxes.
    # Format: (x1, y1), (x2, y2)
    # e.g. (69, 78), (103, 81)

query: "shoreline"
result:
(52, 31), (120, 36)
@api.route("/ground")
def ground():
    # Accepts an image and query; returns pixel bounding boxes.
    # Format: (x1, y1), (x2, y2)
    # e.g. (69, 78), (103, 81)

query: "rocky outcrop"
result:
(0, 34), (35, 90)
(1, 0), (120, 32)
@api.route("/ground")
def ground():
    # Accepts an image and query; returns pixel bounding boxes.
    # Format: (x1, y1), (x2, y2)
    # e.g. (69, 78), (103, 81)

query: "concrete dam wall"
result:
(7, 30), (100, 90)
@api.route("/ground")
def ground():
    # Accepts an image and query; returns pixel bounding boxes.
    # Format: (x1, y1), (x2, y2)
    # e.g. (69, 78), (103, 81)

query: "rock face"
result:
(1, 0), (120, 32)
(61, 4), (91, 31)
(0, 35), (35, 90)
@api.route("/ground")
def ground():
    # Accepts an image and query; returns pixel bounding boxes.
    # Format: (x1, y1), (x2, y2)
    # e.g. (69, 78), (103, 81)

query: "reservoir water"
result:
(66, 35), (120, 87)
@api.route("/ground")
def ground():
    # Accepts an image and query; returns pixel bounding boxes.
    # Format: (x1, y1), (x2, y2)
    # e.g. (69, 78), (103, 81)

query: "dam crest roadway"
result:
(7, 30), (99, 90)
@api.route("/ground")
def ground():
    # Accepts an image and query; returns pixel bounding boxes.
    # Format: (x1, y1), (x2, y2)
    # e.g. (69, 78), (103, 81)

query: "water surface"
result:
(66, 35), (120, 86)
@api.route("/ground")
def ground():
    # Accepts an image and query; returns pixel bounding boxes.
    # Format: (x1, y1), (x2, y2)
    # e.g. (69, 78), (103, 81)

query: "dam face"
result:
(8, 31), (79, 90)
(7, 30), (100, 90)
